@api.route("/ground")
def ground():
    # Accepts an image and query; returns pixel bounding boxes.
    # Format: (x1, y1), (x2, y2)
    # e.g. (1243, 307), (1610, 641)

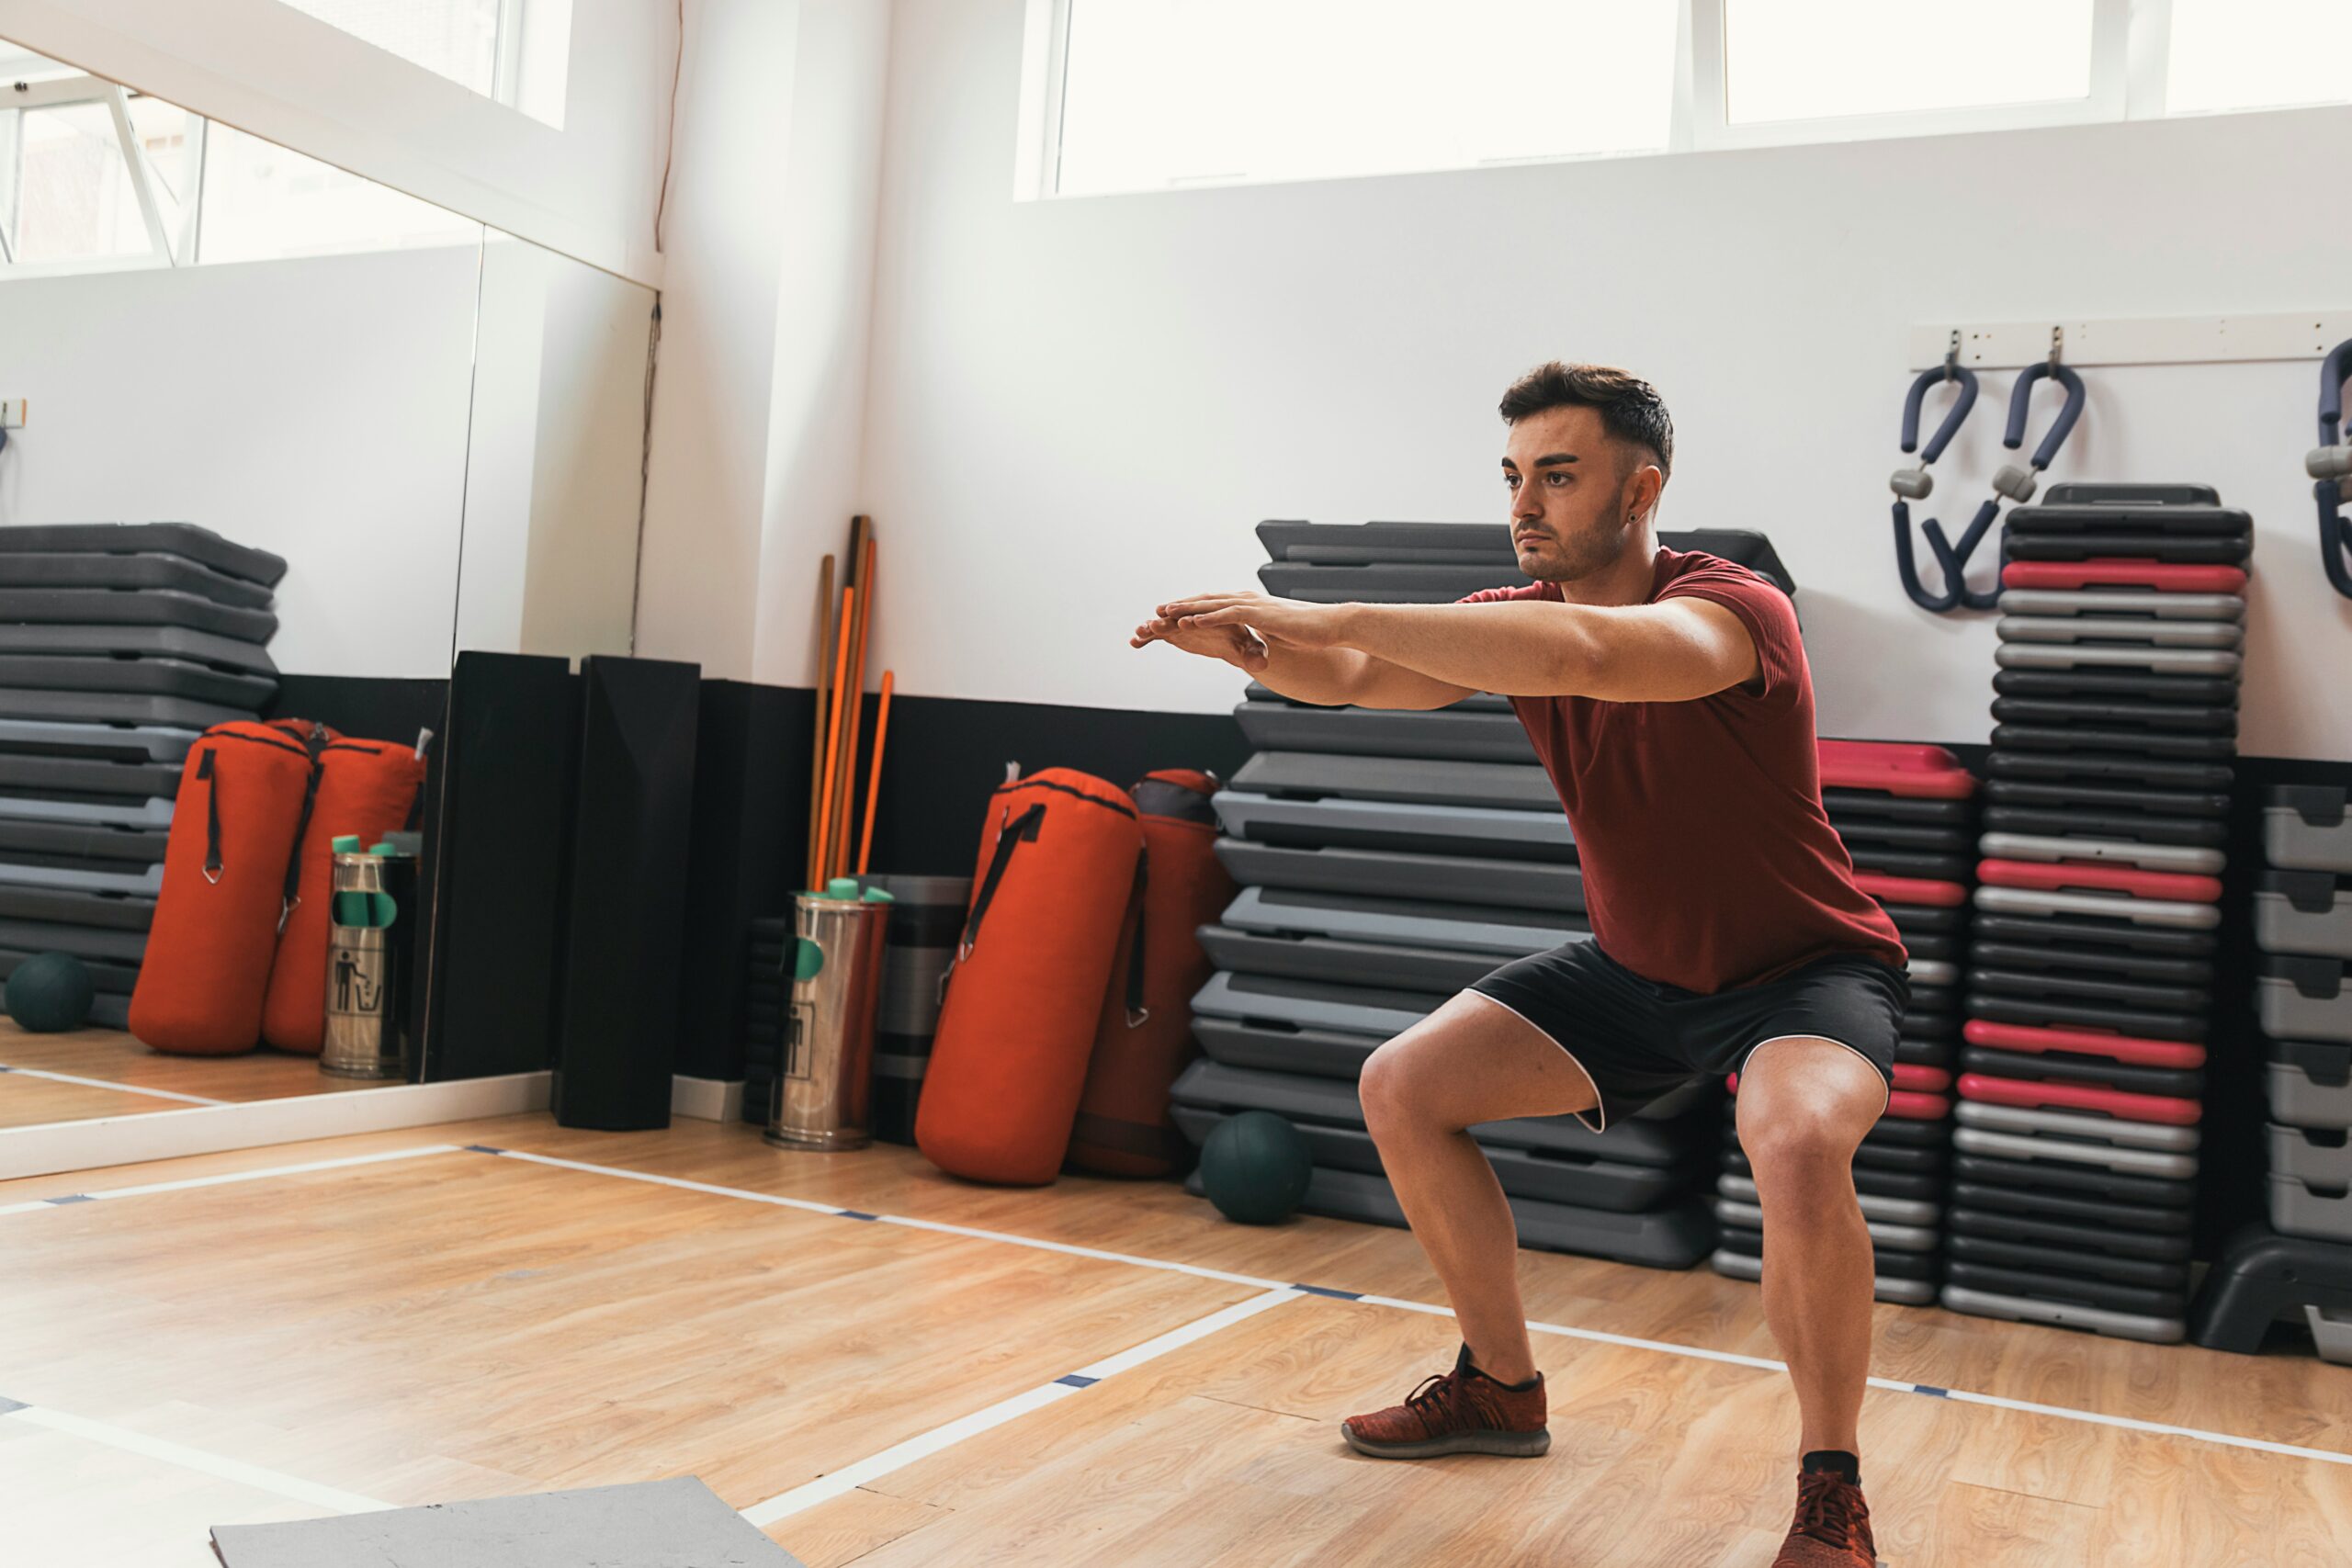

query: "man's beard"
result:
(1525, 484), (1634, 583)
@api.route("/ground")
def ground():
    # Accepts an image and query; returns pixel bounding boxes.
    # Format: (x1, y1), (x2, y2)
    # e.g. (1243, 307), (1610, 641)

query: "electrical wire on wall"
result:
(627, 299), (662, 656)
(654, 0), (685, 252)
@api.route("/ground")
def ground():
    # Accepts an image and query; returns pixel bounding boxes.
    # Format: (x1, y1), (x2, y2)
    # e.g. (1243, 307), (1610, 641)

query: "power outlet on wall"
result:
(0, 400), (25, 429)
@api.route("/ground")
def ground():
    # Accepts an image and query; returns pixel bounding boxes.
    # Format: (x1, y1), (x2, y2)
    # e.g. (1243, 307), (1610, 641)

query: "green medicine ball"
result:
(1198, 1110), (1314, 1225)
(7, 952), (95, 1033)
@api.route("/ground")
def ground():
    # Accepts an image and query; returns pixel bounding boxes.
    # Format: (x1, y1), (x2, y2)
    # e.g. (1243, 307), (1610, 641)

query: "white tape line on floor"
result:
(740, 1287), (1304, 1529)
(0, 1064), (229, 1106)
(5, 1401), (396, 1515)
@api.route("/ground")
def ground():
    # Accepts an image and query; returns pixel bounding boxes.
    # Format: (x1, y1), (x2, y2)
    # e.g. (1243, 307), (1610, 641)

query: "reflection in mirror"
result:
(0, 41), (651, 1163)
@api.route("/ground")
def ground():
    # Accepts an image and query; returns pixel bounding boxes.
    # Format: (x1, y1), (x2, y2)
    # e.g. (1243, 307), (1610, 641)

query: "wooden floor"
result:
(4, 1112), (2349, 1566)
(0, 1023), (377, 1129)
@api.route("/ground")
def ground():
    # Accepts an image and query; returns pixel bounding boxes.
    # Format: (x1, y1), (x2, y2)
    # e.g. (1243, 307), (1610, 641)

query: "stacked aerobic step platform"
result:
(1713, 741), (1974, 1306)
(1940, 482), (2250, 1344)
(1171, 520), (1792, 1270)
(2192, 785), (2352, 1363)
(0, 523), (286, 1030)
(741, 874), (967, 1141)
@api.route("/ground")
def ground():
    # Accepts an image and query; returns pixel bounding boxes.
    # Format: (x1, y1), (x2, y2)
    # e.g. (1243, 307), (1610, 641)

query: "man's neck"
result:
(1550, 523), (1661, 608)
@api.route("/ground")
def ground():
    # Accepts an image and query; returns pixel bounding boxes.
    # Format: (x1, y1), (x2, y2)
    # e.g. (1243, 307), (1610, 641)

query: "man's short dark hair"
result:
(1498, 361), (1673, 480)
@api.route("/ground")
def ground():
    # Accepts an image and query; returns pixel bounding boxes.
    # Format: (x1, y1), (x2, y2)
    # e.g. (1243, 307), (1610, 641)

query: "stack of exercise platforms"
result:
(1713, 741), (1973, 1305)
(2193, 785), (2352, 1361)
(1940, 482), (2249, 1343)
(1171, 521), (1793, 1269)
(741, 874), (967, 1141)
(0, 523), (285, 1030)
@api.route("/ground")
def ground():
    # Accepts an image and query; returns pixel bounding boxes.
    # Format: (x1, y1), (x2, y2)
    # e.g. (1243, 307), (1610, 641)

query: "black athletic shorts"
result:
(1464, 939), (1906, 1131)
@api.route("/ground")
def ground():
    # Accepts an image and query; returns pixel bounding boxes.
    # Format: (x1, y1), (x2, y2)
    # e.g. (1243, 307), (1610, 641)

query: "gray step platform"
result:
(1711, 1247), (1936, 1306)
(1996, 589), (2245, 622)
(2256, 872), (2352, 959)
(0, 818), (167, 871)
(0, 918), (146, 964)
(1214, 788), (1570, 860)
(1951, 1125), (2198, 1180)
(0, 551), (275, 609)
(1939, 1284), (2184, 1344)
(1996, 615), (2244, 649)
(1234, 701), (1538, 763)
(1185, 1157), (1715, 1269)
(2258, 956), (2352, 1044)
(0, 587), (275, 643)
(2266, 786), (2352, 874)
(0, 522), (285, 585)
(1975, 885), (2222, 930)
(2269, 1123), (2352, 1183)
(0, 624), (276, 677)
(0, 885), (155, 931)
(1996, 642), (2242, 677)
(1978, 832), (2225, 876)
(0, 718), (197, 762)
(0, 750), (182, 799)
(1955, 1099), (2200, 1152)
(1197, 928), (1509, 996)
(1216, 840), (1586, 912)
(0, 653), (276, 707)
(1193, 968), (1445, 1043)
(1221, 885), (1582, 956)
(1172, 1055), (1713, 1168)
(0, 687), (255, 729)
(1716, 1173), (1940, 1227)
(1171, 1102), (1705, 1213)
(0, 793), (173, 829)
(0, 859), (164, 896)
(1231, 750), (1555, 811)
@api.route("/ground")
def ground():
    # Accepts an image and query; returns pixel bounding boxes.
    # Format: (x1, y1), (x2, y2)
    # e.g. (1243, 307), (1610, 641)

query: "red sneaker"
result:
(1772, 1469), (1878, 1566)
(1340, 1345), (1549, 1459)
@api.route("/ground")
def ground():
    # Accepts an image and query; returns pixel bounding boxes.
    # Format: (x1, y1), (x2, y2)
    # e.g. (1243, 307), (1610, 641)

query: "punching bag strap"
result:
(957, 800), (1046, 963)
(199, 749), (223, 885)
(1123, 844), (1150, 1029)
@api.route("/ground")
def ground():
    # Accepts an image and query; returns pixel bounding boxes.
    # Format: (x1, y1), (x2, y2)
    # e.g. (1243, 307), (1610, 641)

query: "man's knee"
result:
(1359, 1036), (1436, 1137)
(1739, 1104), (1862, 1194)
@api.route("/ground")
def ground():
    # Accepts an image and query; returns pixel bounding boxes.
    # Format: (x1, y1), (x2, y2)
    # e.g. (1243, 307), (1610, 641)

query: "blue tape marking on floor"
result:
(43, 1194), (93, 1205)
(1055, 1374), (1099, 1390)
(0, 1395), (26, 1415)
(837, 1210), (881, 1222)
(1914, 1384), (1951, 1398)
(1293, 1283), (1363, 1301)
(462, 1145), (506, 1156)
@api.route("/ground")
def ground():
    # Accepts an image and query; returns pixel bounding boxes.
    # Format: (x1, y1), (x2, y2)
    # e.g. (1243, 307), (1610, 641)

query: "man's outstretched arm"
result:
(1159, 592), (1761, 704)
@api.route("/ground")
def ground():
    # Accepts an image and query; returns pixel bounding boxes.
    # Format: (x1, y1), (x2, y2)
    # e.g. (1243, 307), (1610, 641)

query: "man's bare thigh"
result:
(1363, 990), (1602, 1129)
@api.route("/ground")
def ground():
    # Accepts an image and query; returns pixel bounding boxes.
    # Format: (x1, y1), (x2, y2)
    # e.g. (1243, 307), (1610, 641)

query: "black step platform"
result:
(0, 688), (253, 730)
(0, 654), (276, 708)
(0, 522), (287, 585)
(1983, 805), (2226, 849)
(1233, 701), (1537, 763)
(2190, 1224), (2352, 1357)
(1197, 924), (1506, 996)
(1215, 840), (1584, 911)
(0, 551), (276, 609)
(0, 623), (277, 677)
(1991, 668), (2241, 705)
(0, 587), (275, 642)
(1231, 750), (1555, 812)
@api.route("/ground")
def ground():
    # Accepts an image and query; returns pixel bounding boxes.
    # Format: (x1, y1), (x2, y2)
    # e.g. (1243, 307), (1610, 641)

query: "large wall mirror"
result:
(0, 42), (652, 1171)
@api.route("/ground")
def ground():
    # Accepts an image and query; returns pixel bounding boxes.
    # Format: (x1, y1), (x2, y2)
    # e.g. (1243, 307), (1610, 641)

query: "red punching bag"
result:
(260, 737), (427, 1054)
(1067, 770), (1235, 1177)
(916, 768), (1142, 1186)
(130, 722), (324, 1055)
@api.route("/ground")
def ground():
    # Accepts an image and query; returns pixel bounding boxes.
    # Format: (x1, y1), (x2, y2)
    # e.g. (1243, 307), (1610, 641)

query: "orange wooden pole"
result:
(813, 584), (855, 887)
(831, 529), (877, 883)
(855, 671), (894, 877)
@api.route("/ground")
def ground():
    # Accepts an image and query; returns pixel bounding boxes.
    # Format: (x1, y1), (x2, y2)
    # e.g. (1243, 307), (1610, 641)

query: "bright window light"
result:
(270, 0), (570, 128)
(1724, 0), (2096, 125)
(7, 102), (153, 265)
(198, 122), (481, 265)
(1055, 0), (1679, 196)
(2166, 0), (2352, 116)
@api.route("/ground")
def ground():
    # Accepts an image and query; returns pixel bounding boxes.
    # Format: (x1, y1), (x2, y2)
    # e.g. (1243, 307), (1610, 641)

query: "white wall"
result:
(636, 0), (895, 685)
(0, 246), (479, 678)
(854, 0), (2352, 760)
(0, 0), (674, 284)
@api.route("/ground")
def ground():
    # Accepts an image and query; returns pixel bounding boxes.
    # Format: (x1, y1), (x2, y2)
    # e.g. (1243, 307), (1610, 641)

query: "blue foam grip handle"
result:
(1900, 365), (1979, 462)
(2002, 363), (2086, 470)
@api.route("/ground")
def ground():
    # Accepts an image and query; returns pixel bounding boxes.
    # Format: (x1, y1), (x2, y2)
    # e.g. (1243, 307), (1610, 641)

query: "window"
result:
(2165, 0), (2352, 116)
(198, 123), (481, 265)
(270, 0), (571, 128)
(1053, 0), (1679, 197)
(1028, 0), (2352, 198)
(1, 48), (478, 279)
(1723, 0), (2097, 125)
